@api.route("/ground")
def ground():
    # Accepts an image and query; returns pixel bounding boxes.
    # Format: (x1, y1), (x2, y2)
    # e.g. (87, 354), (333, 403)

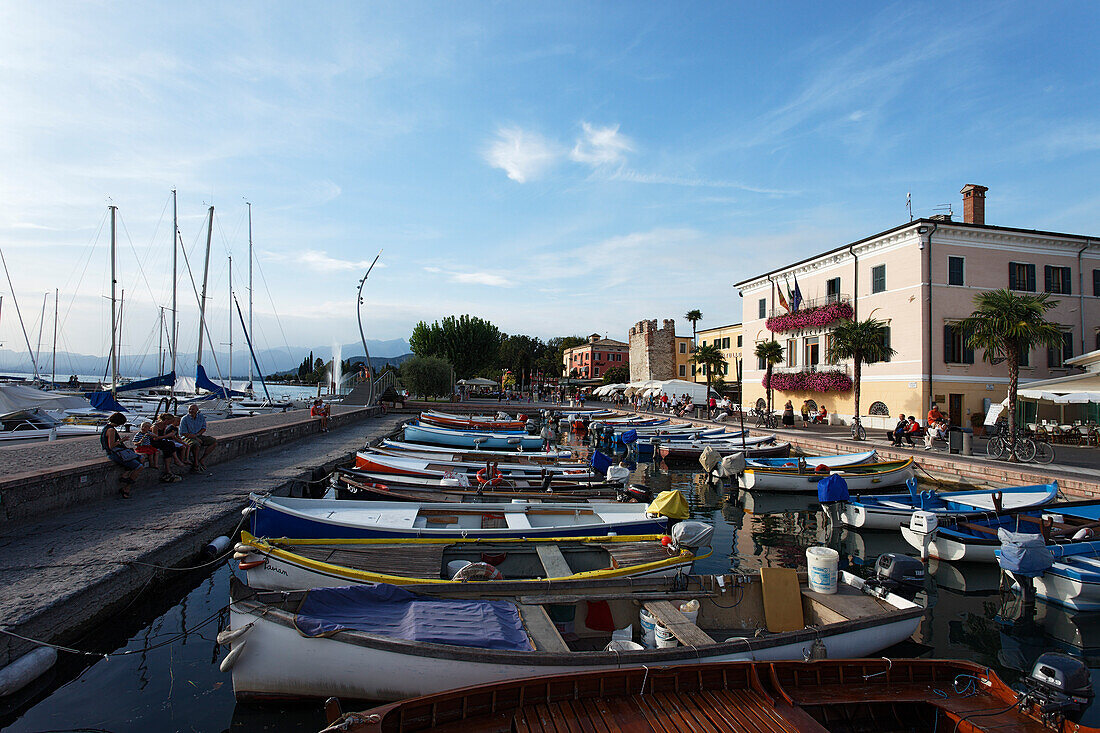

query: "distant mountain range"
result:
(0, 338), (411, 379)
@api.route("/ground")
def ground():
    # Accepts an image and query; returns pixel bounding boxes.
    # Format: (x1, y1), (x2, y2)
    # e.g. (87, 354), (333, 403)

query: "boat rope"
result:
(952, 674), (982, 697)
(639, 665), (650, 696)
(913, 462), (949, 488)
(861, 657), (892, 679)
(0, 604), (227, 660)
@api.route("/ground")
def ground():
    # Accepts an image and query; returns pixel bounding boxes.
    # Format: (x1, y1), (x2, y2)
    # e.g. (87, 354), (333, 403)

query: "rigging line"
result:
(116, 208), (164, 310)
(251, 250), (295, 369)
(56, 209), (109, 334)
(176, 212), (227, 383)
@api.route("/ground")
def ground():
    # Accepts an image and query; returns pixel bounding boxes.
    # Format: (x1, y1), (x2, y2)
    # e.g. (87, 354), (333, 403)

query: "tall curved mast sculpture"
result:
(356, 250), (382, 406)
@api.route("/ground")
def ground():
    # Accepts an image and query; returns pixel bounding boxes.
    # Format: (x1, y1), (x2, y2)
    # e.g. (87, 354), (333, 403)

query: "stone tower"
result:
(628, 318), (677, 381)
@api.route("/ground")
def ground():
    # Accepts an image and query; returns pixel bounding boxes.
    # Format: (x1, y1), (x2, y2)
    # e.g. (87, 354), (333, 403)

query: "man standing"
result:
(180, 403), (217, 472)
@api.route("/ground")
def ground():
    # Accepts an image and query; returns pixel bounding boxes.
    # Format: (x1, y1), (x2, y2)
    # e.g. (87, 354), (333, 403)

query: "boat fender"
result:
(233, 543), (252, 555)
(1073, 527), (1094, 541)
(204, 535), (231, 559)
(238, 559), (266, 570)
(0, 646), (57, 697)
(240, 506), (256, 517)
(218, 640), (248, 673)
(216, 623), (254, 646)
(802, 638), (828, 661)
(815, 464), (829, 472)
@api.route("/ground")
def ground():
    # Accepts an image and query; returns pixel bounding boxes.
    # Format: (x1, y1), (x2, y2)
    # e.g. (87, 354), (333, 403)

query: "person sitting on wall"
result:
(924, 418), (947, 450)
(927, 402), (945, 426)
(102, 412), (142, 497)
(886, 413), (907, 446)
(903, 415), (923, 446)
(179, 403), (217, 473)
(815, 404), (828, 424)
(311, 398), (330, 432)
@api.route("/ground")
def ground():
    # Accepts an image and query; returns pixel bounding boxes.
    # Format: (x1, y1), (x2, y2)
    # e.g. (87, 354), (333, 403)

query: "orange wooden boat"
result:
(420, 411), (527, 431)
(320, 657), (1097, 733)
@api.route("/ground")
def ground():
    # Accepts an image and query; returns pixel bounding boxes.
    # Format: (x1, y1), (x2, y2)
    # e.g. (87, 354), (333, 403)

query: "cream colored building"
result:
(673, 335), (695, 380)
(736, 185), (1100, 427)
(693, 323), (743, 397)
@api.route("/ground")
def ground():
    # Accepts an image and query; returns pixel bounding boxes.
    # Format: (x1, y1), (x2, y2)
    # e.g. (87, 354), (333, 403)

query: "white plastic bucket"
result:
(605, 640), (645, 652)
(611, 625), (633, 642)
(447, 560), (472, 578)
(678, 599), (700, 625)
(639, 609), (658, 648)
(806, 546), (839, 594)
(655, 624), (679, 648)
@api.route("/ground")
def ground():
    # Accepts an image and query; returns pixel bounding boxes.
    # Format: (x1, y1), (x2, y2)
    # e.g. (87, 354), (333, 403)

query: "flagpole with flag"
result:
(791, 273), (803, 311)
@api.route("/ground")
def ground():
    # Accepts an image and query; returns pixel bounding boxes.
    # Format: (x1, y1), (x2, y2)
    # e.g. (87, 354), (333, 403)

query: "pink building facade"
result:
(563, 333), (629, 380)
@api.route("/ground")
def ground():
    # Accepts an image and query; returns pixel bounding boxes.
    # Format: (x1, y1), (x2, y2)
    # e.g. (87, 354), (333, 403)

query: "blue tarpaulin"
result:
(817, 473), (850, 503)
(115, 371), (176, 393)
(590, 450), (613, 473)
(87, 391), (127, 412)
(195, 365), (247, 398)
(619, 429), (638, 444)
(996, 530), (1054, 577)
(293, 584), (533, 651)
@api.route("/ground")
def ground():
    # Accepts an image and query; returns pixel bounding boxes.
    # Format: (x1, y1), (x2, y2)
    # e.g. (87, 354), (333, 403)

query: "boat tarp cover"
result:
(0, 385), (88, 413)
(293, 583), (533, 651)
(115, 371), (176, 393)
(195, 365), (247, 398)
(996, 529), (1054, 577)
(87, 391), (127, 413)
(818, 473), (850, 503)
(590, 450), (613, 473)
(647, 490), (690, 520)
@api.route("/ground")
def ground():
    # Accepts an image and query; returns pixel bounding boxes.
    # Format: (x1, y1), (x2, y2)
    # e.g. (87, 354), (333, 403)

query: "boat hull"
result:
(404, 424), (544, 451)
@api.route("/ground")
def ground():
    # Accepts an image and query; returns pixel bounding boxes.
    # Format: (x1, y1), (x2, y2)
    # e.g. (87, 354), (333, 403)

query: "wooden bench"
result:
(642, 600), (715, 647)
(517, 604), (569, 652)
(535, 544), (573, 578)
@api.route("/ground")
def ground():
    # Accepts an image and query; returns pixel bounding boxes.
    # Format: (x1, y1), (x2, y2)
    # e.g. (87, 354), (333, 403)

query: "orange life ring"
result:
(476, 467), (504, 486)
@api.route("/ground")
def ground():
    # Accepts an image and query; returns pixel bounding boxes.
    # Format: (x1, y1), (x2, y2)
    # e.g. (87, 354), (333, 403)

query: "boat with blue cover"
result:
(901, 498), (1100, 562)
(247, 492), (680, 539)
(404, 423), (544, 451)
(1000, 539), (1100, 610)
(841, 478), (1059, 530)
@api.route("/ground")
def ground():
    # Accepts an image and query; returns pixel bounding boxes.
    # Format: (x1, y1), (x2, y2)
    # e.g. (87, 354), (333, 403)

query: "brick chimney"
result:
(961, 184), (988, 225)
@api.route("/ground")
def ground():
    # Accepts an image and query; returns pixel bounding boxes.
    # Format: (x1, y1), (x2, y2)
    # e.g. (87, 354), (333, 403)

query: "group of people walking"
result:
(101, 404), (219, 498)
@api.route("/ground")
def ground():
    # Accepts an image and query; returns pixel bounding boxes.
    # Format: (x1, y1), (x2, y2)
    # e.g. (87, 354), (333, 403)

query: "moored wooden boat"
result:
(319, 658), (1099, 733)
(376, 439), (574, 462)
(659, 438), (786, 461)
(741, 459), (914, 492)
(747, 449), (877, 468)
(840, 478), (1059, 530)
(236, 530), (708, 590)
(404, 423), (544, 451)
(336, 467), (616, 493)
(420, 410), (527, 431)
(247, 493), (678, 539)
(224, 568), (923, 702)
(335, 474), (625, 504)
(352, 451), (595, 480)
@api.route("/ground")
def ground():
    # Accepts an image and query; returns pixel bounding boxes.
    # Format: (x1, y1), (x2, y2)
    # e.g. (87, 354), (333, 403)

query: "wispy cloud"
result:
(263, 249), (381, 273)
(483, 126), (561, 183)
(424, 266), (512, 287)
(570, 122), (633, 167)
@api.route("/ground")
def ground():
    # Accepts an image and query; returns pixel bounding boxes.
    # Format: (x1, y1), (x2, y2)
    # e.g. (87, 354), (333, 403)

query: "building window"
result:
(700, 339), (707, 347)
(757, 355), (766, 370)
(804, 336), (820, 366)
(758, 298), (766, 319)
(826, 277), (841, 301)
(737, 335), (742, 347)
(944, 324), (974, 364)
(871, 265), (886, 294)
(785, 338), (797, 366)
(1094, 269), (1099, 296)
(1045, 265), (1072, 295)
(594, 367), (600, 377)
(722, 337), (730, 349)
(679, 342), (687, 354)
(1048, 332), (1074, 368)
(948, 256), (965, 286)
(1018, 344), (1030, 368)
(678, 364), (686, 377)
(877, 326), (892, 363)
(868, 401), (889, 417)
(823, 333), (836, 365)
(1009, 262), (1036, 292)
(691, 364), (697, 376)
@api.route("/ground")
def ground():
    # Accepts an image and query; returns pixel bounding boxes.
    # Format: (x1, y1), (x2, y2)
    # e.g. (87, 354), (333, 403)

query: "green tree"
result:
(684, 309), (702, 347)
(690, 343), (726, 400)
(408, 315), (501, 378)
(754, 340), (784, 413)
(825, 318), (897, 439)
(546, 335), (586, 380)
(399, 355), (453, 399)
(602, 365), (629, 384)
(499, 334), (544, 388)
(957, 290), (1064, 459)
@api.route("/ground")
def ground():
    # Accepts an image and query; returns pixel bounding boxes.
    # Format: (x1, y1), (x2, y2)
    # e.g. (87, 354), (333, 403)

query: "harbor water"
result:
(4, 446), (1099, 731)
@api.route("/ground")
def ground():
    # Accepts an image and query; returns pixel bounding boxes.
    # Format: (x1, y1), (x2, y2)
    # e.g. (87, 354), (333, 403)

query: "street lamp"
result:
(356, 250), (382, 406)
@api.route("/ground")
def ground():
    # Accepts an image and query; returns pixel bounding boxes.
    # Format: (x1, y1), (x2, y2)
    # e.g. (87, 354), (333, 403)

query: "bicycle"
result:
(850, 416), (866, 441)
(752, 408), (778, 430)
(986, 425), (1049, 463)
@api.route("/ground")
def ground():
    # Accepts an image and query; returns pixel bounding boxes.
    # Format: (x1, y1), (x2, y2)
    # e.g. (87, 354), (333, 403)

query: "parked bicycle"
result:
(752, 408), (779, 429)
(986, 423), (1055, 464)
(850, 416), (866, 441)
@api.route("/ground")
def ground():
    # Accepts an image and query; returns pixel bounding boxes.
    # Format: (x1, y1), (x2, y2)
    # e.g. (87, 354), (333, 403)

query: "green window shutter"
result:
(1009, 263), (1017, 290)
(944, 324), (954, 363)
(1064, 332), (1074, 360)
(1063, 267), (1072, 295)
(1044, 266), (1053, 293)
(1026, 264), (1036, 292)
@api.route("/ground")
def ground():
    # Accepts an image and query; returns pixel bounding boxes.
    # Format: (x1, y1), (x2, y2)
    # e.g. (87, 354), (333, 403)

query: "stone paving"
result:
(0, 413), (406, 667)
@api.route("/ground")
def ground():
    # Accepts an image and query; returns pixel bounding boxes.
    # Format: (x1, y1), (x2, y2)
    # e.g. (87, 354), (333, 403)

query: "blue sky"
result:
(1, 1), (1098, 365)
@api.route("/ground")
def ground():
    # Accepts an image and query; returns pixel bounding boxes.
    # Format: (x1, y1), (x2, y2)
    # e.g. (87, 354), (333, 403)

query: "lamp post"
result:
(356, 250), (382, 406)
(736, 357), (746, 450)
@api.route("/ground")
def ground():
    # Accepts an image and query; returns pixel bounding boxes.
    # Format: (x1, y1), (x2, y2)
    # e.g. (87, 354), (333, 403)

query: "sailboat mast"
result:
(246, 201), (253, 387)
(170, 189), (178, 393)
(0, 249), (38, 379)
(109, 205), (118, 396)
(158, 306), (164, 375)
(196, 206), (213, 367)
(52, 289), (57, 386)
(35, 291), (47, 375)
(228, 254), (233, 393)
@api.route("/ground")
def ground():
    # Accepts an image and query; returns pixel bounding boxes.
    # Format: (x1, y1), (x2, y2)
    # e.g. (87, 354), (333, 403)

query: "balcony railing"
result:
(774, 363), (850, 376)
(768, 293), (850, 319)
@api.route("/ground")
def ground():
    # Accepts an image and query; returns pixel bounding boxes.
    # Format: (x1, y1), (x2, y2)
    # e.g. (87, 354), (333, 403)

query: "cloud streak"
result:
(483, 126), (561, 183)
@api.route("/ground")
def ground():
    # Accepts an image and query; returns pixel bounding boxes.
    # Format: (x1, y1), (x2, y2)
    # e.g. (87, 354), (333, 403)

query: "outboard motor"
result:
(619, 483), (652, 503)
(908, 510), (939, 560)
(525, 418), (538, 434)
(670, 521), (714, 553)
(1015, 652), (1093, 727)
(863, 553), (925, 600)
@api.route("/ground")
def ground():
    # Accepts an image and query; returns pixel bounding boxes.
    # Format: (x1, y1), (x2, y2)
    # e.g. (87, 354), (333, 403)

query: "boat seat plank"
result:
(505, 512), (532, 529)
(535, 544), (573, 578)
(761, 568), (804, 633)
(603, 542), (671, 566)
(801, 583), (892, 622)
(517, 604), (569, 652)
(641, 601), (716, 647)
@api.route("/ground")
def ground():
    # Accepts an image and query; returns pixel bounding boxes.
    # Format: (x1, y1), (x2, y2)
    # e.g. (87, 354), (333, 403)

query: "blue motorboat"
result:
(404, 423), (544, 451)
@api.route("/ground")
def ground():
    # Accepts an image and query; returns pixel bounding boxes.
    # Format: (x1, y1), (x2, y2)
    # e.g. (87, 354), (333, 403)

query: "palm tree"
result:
(690, 343), (726, 400)
(957, 290), (1064, 460)
(753, 340), (784, 412)
(684, 309), (703, 347)
(825, 318), (896, 439)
